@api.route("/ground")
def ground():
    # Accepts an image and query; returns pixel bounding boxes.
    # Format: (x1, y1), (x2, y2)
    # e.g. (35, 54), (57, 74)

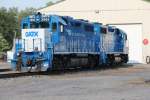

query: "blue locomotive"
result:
(11, 13), (128, 72)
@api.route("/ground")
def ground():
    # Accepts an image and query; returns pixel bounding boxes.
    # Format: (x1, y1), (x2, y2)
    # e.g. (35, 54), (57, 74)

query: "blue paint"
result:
(11, 13), (129, 72)
(25, 31), (38, 37)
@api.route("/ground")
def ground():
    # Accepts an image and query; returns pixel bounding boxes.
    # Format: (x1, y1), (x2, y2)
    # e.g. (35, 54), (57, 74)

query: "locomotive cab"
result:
(11, 13), (67, 72)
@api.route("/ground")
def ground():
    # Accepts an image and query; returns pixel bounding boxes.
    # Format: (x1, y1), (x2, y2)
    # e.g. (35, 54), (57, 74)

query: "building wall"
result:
(38, 0), (150, 63)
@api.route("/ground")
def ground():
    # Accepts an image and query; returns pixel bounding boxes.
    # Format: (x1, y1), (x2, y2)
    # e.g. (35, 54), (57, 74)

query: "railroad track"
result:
(0, 63), (133, 79)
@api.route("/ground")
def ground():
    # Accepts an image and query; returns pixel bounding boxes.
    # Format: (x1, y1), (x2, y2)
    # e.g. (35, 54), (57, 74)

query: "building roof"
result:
(38, 0), (150, 13)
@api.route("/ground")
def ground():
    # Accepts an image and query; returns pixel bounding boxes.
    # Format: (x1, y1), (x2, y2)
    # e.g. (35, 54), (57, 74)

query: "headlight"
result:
(17, 52), (20, 56)
(39, 52), (43, 56)
(43, 63), (48, 67)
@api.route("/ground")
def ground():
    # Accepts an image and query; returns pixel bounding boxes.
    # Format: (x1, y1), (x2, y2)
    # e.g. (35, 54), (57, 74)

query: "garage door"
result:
(110, 24), (143, 63)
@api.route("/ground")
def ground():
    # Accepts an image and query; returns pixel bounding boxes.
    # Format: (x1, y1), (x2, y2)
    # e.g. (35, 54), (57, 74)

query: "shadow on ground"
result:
(0, 68), (11, 72)
(0, 64), (134, 79)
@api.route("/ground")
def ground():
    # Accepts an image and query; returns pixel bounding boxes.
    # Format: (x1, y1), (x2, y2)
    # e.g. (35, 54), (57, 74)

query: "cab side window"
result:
(39, 22), (49, 28)
(116, 29), (120, 35)
(52, 23), (57, 32)
(84, 24), (94, 32)
(101, 27), (107, 34)
(23, 23), (28, 29)
(30, 22), (39, 28)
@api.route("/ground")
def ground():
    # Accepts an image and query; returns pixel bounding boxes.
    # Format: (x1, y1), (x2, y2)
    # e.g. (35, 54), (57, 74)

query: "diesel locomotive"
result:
(11, 13), (128, 72)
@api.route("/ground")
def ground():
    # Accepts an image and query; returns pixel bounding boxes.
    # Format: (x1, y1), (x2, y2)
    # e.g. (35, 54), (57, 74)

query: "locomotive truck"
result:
(11, 13), (128, 72)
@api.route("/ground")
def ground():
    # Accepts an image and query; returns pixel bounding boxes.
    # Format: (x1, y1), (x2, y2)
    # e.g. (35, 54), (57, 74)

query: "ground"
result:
(0, 63), (150, 100)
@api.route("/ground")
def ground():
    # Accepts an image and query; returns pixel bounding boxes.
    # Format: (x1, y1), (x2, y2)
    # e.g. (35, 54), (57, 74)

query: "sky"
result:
(0, 0), (58, 10)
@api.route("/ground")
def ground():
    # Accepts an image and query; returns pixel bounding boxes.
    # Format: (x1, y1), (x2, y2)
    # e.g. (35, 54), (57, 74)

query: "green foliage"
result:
(0, 7), (17, 50)
(17, 8), (36, 36)
(0, 33), (9, 52)
(143, 0), (150, 2)
(45, 0), (65, 7)
(0, 7), (36, 52)
(46, 1), (55, 6)
(0, 0), (65, 52)
(19, 8), (36, 18)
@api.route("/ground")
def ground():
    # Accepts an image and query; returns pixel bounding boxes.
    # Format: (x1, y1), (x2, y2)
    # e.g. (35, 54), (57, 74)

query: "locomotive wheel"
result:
(16, 56), (22, 71)
(36, 61), (42, 72)
(16, 61), (21, 71)
(88, 55), (93, 68)
(52, 55), (66, 71)
(88, 55), (99, 69)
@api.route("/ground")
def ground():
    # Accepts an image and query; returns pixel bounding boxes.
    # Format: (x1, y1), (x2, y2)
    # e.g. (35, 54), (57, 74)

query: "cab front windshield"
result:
(23, 21), (50, 29)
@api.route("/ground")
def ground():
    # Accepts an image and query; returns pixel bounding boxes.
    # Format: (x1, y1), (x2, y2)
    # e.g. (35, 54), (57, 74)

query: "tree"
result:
(19, 8), (36, 18)
(17, 8), (36, 37)
(46, 1), (55, 6)
(45, 0), (65, 7)
(0, 7), (36, 52)
(143, 0), (150, 2)
(0, 33), (9, 52)
(0, 7), (18, 50)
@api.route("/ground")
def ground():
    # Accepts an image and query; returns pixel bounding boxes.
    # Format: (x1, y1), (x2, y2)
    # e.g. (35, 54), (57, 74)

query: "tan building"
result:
(38, 0), (150, 64)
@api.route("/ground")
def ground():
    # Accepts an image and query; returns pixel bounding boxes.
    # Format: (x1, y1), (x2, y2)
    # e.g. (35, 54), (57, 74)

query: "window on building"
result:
(52, 23), (57, 32)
